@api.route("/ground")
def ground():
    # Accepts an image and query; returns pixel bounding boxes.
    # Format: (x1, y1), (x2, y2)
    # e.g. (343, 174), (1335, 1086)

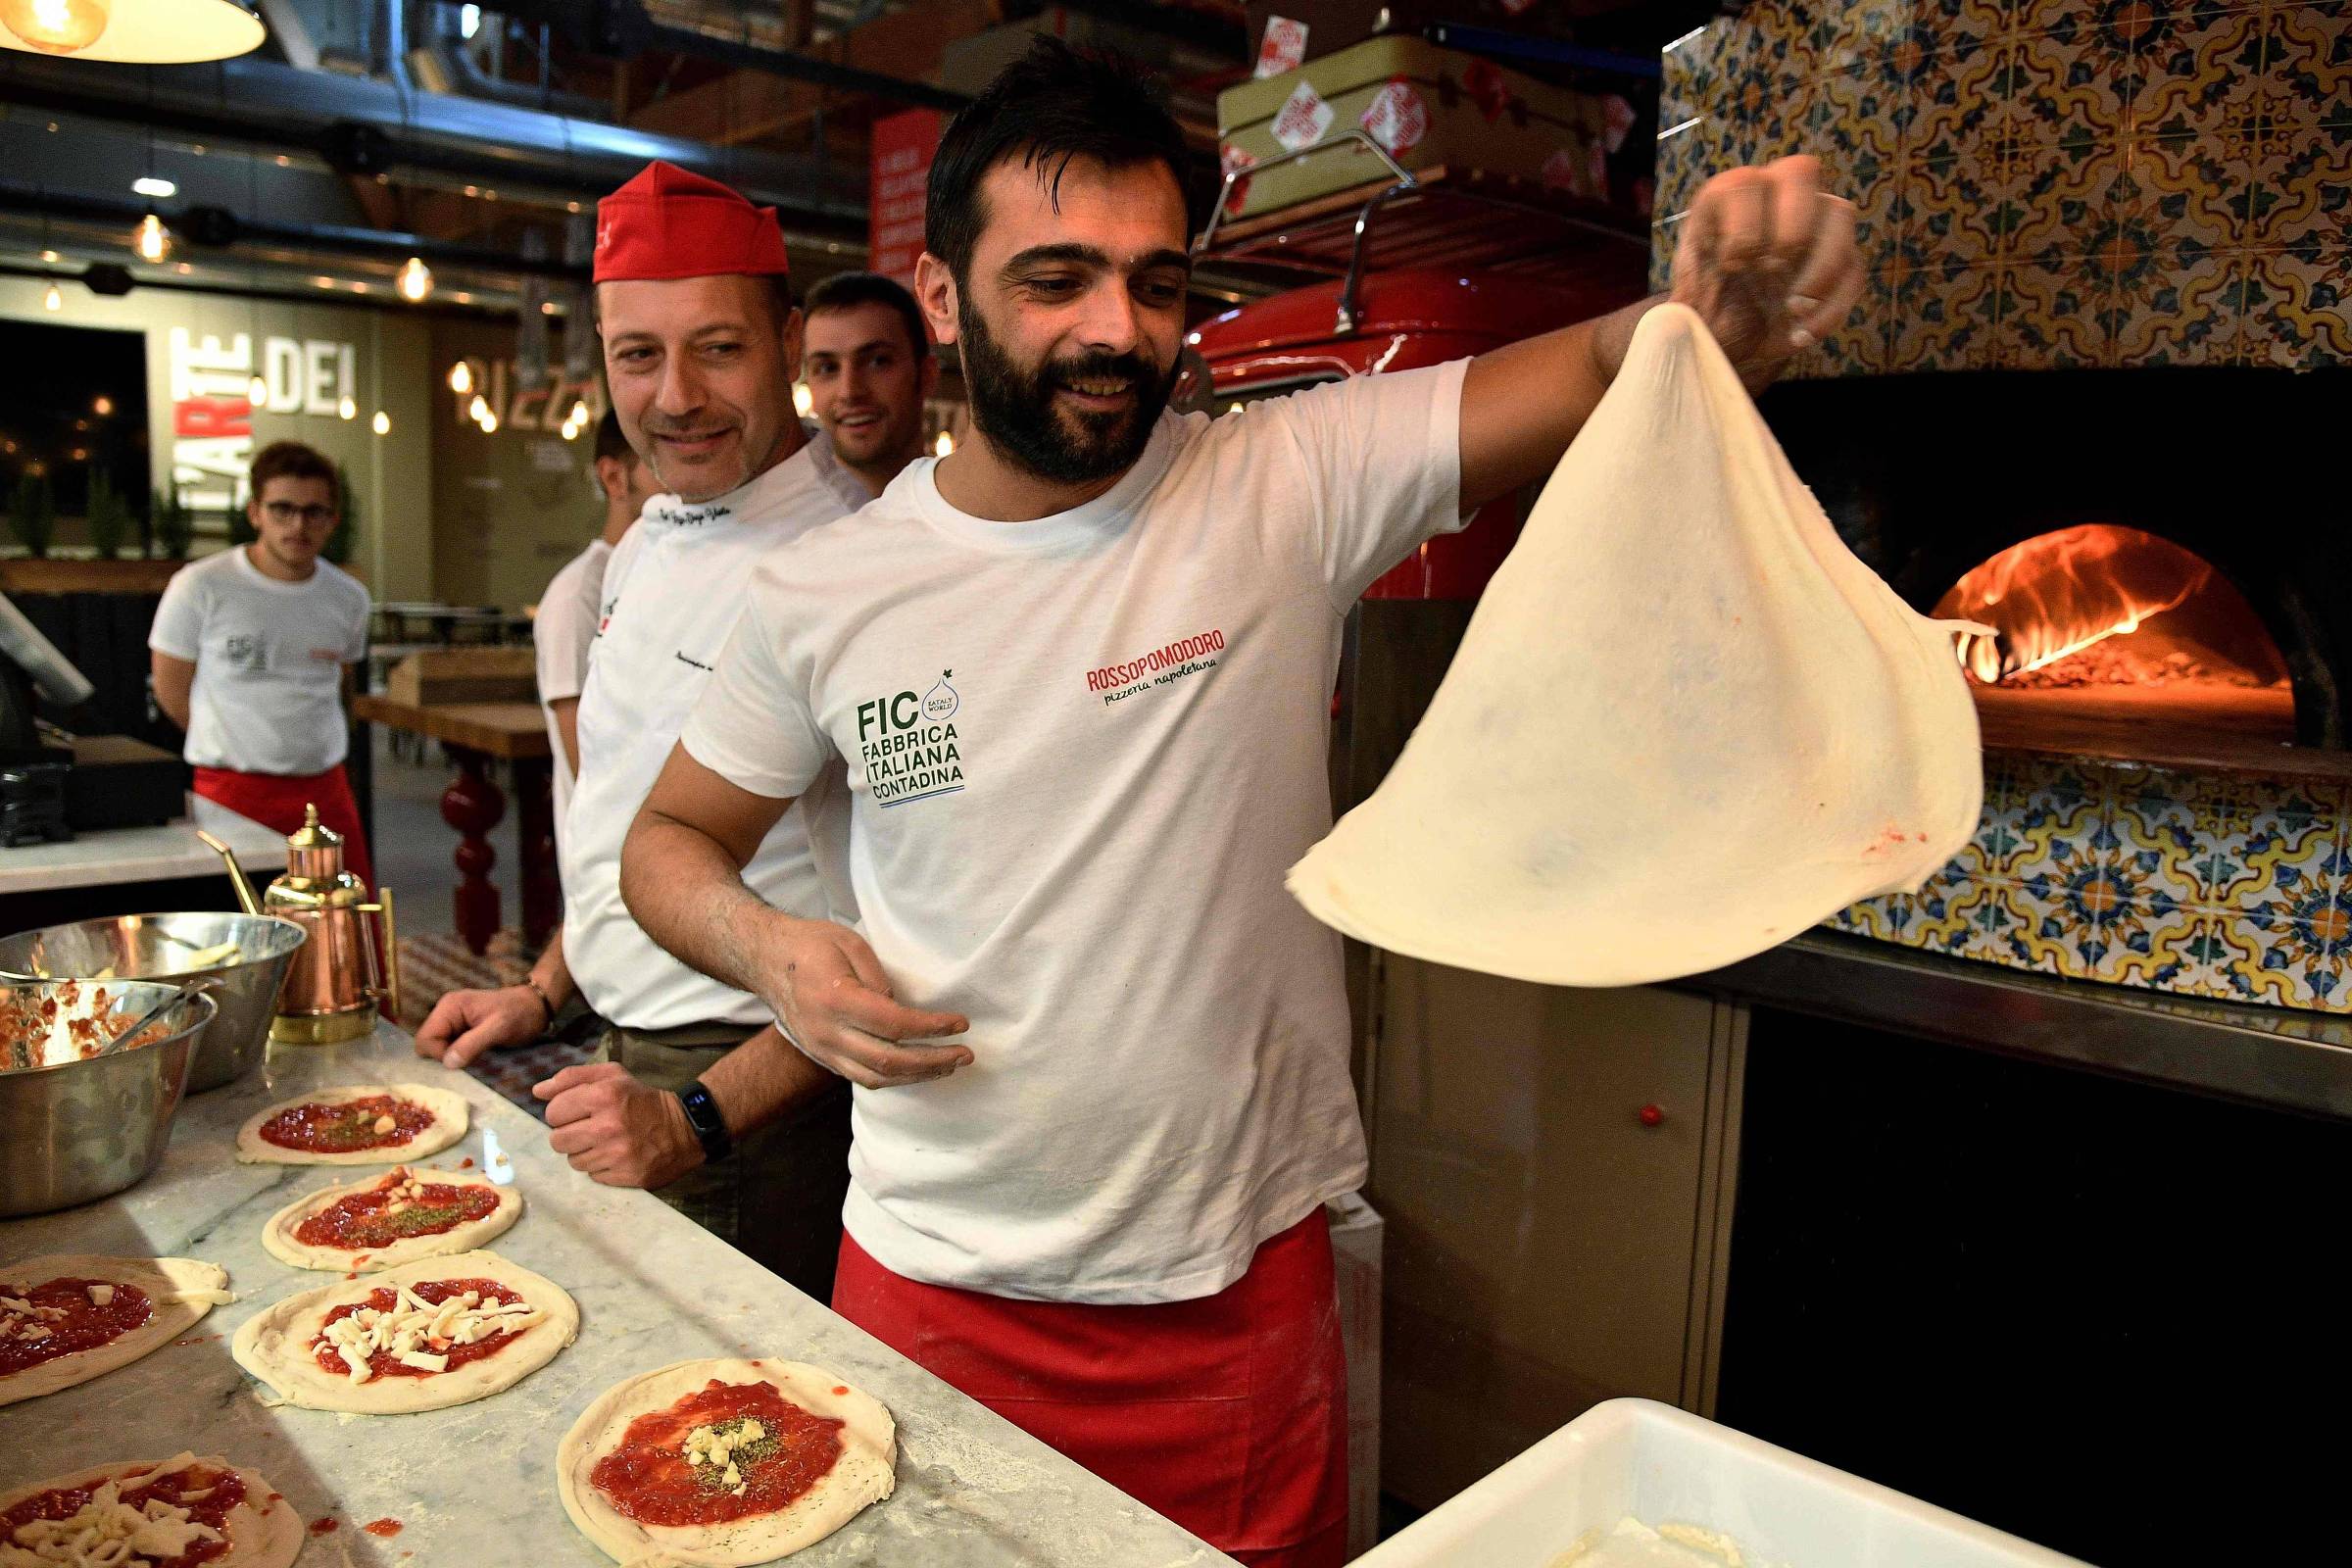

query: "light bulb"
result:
(934, 430), (954, 457)
(133, 212), (171, 264)
(792, 382), (813, 417)
(479, 411), (499, 434)
(561, 418), (581, 442)
(568, 400), (589, 426)
(396, 256), (432, 303)
(0, 0), (109, 55)
(467, 393), (489, 421)
(338, 394), (356, 420)
(371, 410), (391, 436)
(448, 361), (473, 395)
(247, 374), (268, 405)
(42, 283), (61, 312)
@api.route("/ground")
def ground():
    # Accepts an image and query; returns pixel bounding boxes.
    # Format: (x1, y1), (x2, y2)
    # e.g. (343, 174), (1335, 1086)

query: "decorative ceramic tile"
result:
(2103, 234), (2243, 363)
(2131, 5), (2271, 140)
(2245, 127), (2352, 252)
(2094, 890), (2209, 991)
(1917, 0), (2008, 49)
(2212, 897), (2352, 1008)
(2125, 131), (2250, 256)
(1990, 254), (2117, 364)
(1886, 260), (2004, 366)
(2255, 3), (2352, 135)
(1913, 33), (2010, 149)
(2010, 130), (2134, 256)
(1907, 149), (2020, 263)
(2005, 756), (2116, 883)
(2010, 28), (2136, 142)
(2008, 1), (2101, 42)
(2240, 242), (2352, 365)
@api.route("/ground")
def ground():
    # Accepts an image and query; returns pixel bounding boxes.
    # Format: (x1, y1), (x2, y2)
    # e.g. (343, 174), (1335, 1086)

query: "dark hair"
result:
(925, 35), (1193, 284)
(249, 440), (338, 512)
(803, 270), (930, 361)
(593, 408), (634, 466)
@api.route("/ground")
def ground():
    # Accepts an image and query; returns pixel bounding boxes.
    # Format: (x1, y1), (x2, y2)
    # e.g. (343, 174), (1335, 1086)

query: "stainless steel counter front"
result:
(1685, 931), (2352, 1120)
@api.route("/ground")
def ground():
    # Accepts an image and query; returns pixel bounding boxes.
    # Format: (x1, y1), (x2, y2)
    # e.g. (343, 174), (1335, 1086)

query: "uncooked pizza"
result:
(558, 1358), (895, 1565)
(0, 1452), (302, 1568)
(230, 1250), (575, 1414)
(0, 1256), (232, 1409)
(261, 1164), (519, 1272)
(232, 1083), (468, 1165)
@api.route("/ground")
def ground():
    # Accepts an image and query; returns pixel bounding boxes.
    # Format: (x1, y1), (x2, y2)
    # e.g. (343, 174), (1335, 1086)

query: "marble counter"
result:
(0, 1026), (1229, 1568)
(0, 794), (284, 896)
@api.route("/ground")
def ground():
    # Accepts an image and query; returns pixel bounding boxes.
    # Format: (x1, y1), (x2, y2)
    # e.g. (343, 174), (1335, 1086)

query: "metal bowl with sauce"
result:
(0, 977), (219, 1217)
(0, 912), (306, 1093)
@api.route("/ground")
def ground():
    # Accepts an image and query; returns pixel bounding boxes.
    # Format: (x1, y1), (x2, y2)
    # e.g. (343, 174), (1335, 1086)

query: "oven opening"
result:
(1933, 525), (2295, 749)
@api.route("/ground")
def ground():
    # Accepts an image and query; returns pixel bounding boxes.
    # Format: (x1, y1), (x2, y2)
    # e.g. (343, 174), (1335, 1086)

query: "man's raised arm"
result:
(1456, 155), (1863, 513)
(621, 742), (972, 1089)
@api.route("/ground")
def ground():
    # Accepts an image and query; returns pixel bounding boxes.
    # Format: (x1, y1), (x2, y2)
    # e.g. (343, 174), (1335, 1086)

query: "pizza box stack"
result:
(1215, 17), (1633, 223)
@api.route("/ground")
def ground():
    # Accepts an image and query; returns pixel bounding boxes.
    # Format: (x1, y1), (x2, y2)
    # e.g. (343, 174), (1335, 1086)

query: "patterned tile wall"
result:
(1832, 753), (2352, 1010)
(1652, 1), (2351, 373)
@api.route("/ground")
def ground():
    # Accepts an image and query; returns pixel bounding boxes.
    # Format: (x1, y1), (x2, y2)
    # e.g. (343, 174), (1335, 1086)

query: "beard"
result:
(956, 301), (1173, 488)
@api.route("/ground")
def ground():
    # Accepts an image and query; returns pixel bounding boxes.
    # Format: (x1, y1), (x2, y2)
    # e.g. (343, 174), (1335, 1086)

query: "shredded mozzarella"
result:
(312, 1286), (540, 1385)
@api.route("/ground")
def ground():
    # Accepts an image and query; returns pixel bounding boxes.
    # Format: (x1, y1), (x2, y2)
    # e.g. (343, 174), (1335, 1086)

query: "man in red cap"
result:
(415, 161), (871, 1299)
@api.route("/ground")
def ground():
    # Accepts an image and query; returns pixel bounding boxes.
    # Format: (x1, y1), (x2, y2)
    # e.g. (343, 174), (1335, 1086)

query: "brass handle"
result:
(193, 829), (264, 916)
(358, 889), (400, 1026)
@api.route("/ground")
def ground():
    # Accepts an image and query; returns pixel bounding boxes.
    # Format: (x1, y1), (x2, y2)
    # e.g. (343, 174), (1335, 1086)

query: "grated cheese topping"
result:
(0, 1455), (220, 1567)
(313, 1284), (540, 1385)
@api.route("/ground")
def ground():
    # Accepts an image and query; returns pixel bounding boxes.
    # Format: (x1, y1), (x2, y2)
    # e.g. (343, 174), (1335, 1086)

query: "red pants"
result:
(193, 763), (372, 891)
(834, 1209), (1348, 1567)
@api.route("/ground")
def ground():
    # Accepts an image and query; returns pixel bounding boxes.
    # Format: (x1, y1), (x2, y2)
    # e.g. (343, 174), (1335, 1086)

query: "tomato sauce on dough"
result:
(589, 1379), (844, 1528)
(259, 1095), (434, 1153)
(0, 1277), (152, 1378)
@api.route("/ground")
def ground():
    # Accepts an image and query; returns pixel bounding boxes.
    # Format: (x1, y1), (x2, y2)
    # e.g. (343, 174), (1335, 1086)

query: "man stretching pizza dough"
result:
(621, 39), (1861, 1568)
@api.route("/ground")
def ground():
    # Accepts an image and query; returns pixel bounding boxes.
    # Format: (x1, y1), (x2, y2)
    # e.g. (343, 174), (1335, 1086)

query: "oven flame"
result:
(1936, 525), (2211, 683)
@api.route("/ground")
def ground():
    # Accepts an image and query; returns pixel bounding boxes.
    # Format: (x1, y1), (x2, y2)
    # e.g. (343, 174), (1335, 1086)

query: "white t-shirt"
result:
(564, 432), (868, 1032)
(682, 361), (1468, 1303)
(535, 536), (612, 847)
(148, 547), (370, 775)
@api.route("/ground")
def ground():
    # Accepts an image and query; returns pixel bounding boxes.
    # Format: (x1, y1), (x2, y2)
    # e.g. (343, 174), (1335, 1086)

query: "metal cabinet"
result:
(1365, 957), (1742, 1511)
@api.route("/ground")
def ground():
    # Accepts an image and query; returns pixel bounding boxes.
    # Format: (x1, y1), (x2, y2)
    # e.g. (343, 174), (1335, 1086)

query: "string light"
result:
(133, 212), (170, 264)
(371, 410), (391, 436)
(337, 394), (356, 420)
(43, 282), (61, 312)
(396, 257), (432, 303)
(568, 400), (589, 426)
(793, 382), (813, 417)
(934, 430), (954, 457)
(467, 393), (490, 422)
(248, 373), (268, 405)
(447, 361), (473, 395)
(478, 409), (499, 434)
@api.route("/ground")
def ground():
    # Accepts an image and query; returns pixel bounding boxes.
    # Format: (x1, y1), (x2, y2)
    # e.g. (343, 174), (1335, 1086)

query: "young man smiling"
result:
(800, 270), (938, 499)
(150, 439), (373, 888)
(619, 40), (1862, 1566)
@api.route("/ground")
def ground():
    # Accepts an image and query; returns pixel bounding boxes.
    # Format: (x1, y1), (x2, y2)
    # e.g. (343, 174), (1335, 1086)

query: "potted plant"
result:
(152, 486), (193, 559)
(8, 472), (55, 559)
(86, 470), (132, 560)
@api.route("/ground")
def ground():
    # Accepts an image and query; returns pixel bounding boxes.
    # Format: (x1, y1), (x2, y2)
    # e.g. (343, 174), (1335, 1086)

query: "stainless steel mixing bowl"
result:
(0, 912), (306, 1093)
(0, 977), (219, 1217)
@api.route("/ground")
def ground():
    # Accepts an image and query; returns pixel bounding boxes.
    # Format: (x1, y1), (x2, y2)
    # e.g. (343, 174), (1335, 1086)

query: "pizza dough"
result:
(1288, 303), (1983, 986)
(230, 1250), (576, 1414)
(233, 1082), (469, 1165)
(558, 1358), (895, 1565)
(261, 1164), (521, 1272)
(0, 1452), (302, 1568)
(0, 1255), (232, 1408)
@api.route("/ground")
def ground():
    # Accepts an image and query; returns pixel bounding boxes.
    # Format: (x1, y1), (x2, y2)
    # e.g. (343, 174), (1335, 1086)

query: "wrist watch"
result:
(675, 1081), (732, 1163)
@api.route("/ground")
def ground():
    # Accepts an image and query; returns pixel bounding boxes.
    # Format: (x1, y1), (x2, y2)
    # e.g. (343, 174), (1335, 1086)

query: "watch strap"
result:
(675, 1081), (732, 1163)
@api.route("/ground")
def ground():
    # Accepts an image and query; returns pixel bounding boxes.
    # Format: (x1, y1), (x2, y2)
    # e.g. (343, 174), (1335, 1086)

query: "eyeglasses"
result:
(261, 502), (336, 526)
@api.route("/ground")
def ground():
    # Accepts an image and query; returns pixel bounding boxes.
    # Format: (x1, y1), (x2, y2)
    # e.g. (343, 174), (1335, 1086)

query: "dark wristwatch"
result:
(674, 1082), (732, 1163)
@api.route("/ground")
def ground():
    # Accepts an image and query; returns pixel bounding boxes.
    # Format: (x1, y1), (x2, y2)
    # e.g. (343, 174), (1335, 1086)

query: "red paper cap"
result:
(593, 161), (791, 283)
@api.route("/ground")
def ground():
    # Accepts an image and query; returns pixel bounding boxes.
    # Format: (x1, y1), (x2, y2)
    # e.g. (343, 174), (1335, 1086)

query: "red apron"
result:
(192, 763), (373, 892)
(834, 1207), (1348, 1567)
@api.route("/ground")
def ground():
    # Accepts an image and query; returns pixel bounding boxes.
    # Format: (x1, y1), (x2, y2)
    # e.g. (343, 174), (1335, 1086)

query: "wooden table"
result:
(353, 695), (558, 955)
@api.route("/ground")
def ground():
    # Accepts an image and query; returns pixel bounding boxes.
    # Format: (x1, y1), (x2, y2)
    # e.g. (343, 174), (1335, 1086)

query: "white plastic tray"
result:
(1353, 1399), (2094, 1568)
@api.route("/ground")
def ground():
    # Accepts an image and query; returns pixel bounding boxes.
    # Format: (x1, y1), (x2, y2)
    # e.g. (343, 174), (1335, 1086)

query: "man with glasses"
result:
(150, 439), (374, 886)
